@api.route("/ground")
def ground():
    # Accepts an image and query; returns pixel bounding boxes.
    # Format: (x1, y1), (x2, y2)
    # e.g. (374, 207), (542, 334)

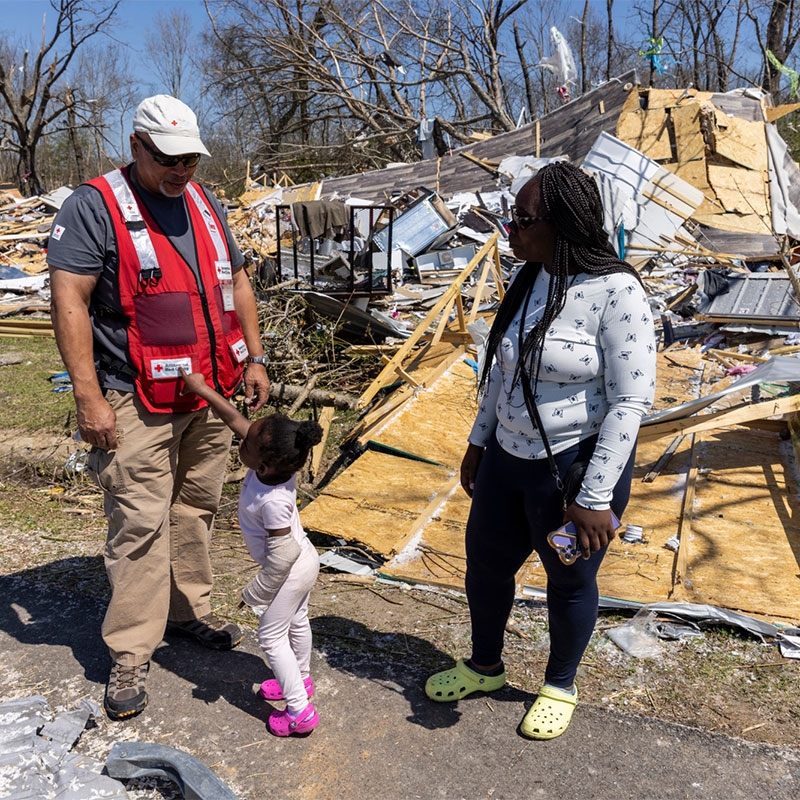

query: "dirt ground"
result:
(0, 418), (800, 764)
(1, 423), (798, 760)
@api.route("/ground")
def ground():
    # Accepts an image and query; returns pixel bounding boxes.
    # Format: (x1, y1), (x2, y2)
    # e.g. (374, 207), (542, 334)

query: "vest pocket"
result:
(212, 284), (239, 334)
(134, 292), (198, 346)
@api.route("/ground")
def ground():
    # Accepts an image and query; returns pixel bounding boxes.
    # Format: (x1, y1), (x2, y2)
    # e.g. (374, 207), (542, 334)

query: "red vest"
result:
(89, 167), (248, 413)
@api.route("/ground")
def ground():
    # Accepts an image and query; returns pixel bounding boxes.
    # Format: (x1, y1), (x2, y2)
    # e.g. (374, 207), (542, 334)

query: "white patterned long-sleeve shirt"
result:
(469, 267), (656, 510)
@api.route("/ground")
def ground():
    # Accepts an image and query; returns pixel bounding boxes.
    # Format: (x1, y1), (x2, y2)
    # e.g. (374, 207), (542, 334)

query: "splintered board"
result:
(670, 428), (800, 622)
(305, 344), (800, 623)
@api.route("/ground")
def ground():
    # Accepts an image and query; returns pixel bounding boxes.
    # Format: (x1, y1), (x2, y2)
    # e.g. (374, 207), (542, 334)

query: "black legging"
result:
(465, 434), (635, 688)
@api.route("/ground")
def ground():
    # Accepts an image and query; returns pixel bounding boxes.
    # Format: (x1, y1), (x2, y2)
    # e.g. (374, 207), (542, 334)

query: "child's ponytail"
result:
(295, 419), (324, 454)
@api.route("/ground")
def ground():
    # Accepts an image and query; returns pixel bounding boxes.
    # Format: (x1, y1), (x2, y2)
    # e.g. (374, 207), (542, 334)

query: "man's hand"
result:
(76, 396), (118, 450)
(242, 362), (270, 412)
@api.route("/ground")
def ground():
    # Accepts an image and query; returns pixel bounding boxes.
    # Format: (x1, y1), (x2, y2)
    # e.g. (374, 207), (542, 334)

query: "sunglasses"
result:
(510, 205), (553, 229)
(135, 134), (201, 168)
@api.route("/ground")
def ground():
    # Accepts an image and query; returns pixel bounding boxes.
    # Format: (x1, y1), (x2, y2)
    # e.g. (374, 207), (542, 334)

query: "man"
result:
(48, 95), (270, 721)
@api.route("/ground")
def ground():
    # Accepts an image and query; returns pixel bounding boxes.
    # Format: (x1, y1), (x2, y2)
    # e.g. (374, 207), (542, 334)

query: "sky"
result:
(0, 0), (212, 92)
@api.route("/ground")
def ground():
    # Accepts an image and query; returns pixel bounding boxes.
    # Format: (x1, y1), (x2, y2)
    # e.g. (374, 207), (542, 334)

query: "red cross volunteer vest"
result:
(89, 166), (248, 413)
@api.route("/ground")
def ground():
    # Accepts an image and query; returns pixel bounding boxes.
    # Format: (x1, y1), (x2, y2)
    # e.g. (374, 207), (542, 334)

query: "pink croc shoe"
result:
(259, 675), (315, 702)
(268, 703), (319, 737)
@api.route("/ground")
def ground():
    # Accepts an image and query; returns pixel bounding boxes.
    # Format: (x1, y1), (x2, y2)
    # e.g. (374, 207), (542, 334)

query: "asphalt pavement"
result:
(1, 571), (798, 800)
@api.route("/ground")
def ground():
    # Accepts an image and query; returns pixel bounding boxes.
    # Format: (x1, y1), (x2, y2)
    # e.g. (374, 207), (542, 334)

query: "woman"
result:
(425, 161), (656, 739)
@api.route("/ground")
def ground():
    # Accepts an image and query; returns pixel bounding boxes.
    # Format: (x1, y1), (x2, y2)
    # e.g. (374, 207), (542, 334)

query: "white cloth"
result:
(469, 268), (656, 509)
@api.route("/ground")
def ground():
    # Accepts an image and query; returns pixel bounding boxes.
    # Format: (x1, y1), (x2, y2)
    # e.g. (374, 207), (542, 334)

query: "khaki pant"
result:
(89, 391), (233, 666)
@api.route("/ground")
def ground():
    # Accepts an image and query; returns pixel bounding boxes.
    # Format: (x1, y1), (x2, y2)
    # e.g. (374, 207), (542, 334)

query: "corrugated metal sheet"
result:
(312, 70), (640, 203)
(698, 273), (800, 323)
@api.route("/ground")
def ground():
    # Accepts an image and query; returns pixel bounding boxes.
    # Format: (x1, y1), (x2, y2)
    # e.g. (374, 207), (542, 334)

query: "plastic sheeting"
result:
(0, 696), (129, 799)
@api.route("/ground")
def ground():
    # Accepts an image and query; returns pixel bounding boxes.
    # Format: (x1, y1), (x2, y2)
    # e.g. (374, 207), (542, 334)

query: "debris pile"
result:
(2, 71), (799, 629)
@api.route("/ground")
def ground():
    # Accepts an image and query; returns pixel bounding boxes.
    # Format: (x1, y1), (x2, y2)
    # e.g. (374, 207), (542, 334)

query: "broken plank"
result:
(309, 406), (335, 480)
(356, 234), (498, 408)
(639, 394), (800, 442)
(670, 433), (698, 601)
(642, 435), (685, 482)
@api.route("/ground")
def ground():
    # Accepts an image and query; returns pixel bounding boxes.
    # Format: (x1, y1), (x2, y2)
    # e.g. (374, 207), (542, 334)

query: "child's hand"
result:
(178, 368), (208, 396)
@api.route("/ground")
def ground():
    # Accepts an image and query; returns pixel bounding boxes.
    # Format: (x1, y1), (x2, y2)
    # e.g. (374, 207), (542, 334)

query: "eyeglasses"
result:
(510, 205), (553, 229)
(135, 134), (201, 168)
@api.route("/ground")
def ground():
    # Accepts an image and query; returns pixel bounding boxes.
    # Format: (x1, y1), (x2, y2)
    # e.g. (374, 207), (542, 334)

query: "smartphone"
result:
(547, 512), (621, 565)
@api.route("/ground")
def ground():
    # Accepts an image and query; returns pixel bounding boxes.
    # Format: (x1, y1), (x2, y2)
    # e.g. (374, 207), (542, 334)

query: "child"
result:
(180, 370), (323, 737)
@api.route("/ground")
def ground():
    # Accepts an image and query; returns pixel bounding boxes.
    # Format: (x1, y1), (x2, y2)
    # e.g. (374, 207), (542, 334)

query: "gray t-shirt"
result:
(47, 169), (245, 392)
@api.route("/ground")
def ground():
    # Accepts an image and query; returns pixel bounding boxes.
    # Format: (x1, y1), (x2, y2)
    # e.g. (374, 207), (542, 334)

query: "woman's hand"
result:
(564, 503), (620, 559)
(460, 443), (484, 498)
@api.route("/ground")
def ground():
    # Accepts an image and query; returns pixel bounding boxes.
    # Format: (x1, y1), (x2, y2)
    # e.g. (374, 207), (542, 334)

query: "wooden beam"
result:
(669, 433), (698, 601)
(467, 253), (492, 325)
(641, 435), (685, 482)
(356, 234), (498, 408)
(309, 406), (335, 481)
(639, 394), (800, 442)
(706, 348), (769, 364)
(458, 152), (500, 176)
(388, 473), (461, 558)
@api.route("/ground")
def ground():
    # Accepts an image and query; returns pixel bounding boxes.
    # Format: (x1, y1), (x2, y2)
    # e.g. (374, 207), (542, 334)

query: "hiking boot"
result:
(104, 661), (149, 721)
(165, 612), (243, 650)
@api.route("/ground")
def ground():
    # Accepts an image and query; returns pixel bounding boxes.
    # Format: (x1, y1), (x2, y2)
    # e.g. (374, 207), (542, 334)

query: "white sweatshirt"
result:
(468, 267), (656, 509)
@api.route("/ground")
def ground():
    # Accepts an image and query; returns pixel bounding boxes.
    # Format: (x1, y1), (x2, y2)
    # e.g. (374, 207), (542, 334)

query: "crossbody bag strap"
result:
(517, 283), (566, 506)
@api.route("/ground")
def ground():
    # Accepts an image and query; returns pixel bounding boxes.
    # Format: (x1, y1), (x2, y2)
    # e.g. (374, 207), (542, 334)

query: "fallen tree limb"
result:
(269, 381), (358, 410)
(288, 373), (319, 415)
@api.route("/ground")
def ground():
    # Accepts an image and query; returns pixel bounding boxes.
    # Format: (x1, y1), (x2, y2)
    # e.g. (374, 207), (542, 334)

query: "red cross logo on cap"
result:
(170, 120), (178, 126)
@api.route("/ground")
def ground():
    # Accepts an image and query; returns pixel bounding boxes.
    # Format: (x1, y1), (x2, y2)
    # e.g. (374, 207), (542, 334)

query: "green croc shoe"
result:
(425, 658), (506, 702)
(519, 684), (578, 739)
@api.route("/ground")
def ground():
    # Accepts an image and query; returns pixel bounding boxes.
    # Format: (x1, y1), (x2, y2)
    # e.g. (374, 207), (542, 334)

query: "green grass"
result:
(0, 336), (75, 435)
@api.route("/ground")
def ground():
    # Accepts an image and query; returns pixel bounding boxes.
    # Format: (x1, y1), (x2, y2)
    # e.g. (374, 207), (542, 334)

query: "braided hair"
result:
(479, 161), (643, 399)
(252, 413), (324, 475)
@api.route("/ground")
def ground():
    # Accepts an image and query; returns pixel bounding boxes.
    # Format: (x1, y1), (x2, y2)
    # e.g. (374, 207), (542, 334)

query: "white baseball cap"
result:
(133, 95), (211, 157)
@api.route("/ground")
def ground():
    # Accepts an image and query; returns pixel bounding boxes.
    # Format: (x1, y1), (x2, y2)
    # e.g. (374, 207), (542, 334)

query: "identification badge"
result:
(222, 282), (235, 311)
(217, 260), (235, 311)
(150, 357), (193, 379)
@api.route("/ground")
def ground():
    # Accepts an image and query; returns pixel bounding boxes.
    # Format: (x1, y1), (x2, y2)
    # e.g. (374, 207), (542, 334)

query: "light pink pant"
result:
(257, 542), (320, 714)
(89, 390), (233, 666)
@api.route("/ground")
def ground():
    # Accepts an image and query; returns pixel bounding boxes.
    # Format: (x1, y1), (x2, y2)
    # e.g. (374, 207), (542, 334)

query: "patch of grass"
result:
(0, 336), (74, 435)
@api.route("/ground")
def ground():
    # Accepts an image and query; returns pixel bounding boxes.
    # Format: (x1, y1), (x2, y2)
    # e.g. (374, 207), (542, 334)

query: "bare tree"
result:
(144, 9), (194, 99)
(202, 0), (533, 178)
(746, 0), (800, 99)
(606, 0), (615, 81)
(661, 0), (749, 92)
(0, 0), (120, 196)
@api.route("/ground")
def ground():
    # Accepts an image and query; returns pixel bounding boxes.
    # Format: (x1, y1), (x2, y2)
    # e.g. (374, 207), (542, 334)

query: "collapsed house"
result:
(240, 70), (800, 630)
